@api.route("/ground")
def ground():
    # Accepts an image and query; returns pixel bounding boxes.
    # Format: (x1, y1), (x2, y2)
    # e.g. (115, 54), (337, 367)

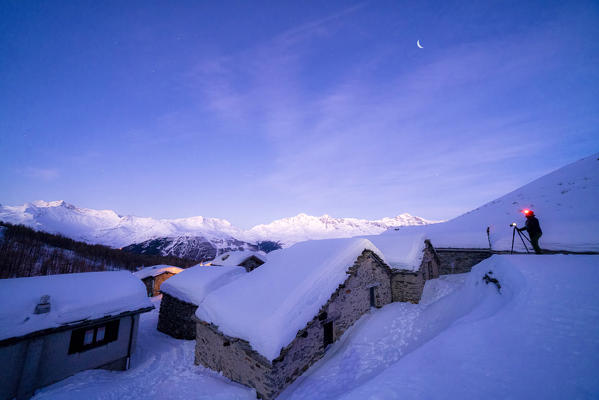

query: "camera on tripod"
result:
(510, 222), (531, 254)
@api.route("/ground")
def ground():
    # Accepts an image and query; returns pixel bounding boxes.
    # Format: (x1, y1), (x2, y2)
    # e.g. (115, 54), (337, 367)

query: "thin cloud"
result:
(20, 167), (60, 181)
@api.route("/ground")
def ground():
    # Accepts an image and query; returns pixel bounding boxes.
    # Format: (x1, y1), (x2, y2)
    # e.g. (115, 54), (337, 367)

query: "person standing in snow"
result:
(517, 209), (543, 254)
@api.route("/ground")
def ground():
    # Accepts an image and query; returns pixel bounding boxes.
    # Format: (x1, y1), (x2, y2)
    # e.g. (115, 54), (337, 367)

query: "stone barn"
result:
(157, 265), (246, 339)
(388, 240), (440, 303)
(193, 238), (394, 400)
(0, 271), (153, 400)
(210, 250), (267, 272)
(133, 265), (183, 297)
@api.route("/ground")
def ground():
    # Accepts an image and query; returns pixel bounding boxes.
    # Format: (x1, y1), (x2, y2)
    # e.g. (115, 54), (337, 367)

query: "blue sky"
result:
(1, 0), (598, 228)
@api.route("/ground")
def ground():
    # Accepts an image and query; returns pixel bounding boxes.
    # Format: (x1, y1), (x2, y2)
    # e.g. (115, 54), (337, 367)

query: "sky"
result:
(1, 0), (598, 228)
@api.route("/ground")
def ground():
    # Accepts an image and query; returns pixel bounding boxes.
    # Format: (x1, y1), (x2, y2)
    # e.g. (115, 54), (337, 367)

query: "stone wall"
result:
(157, 293), (198, 339)
(436, 249), (492, 275)
(390, 271), (425, 303)
(194, 250), (393, 400)
(141, 277), (153, 297)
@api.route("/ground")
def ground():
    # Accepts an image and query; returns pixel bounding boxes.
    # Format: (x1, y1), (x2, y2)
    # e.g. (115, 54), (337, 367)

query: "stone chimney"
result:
(34, 295), (51, 314)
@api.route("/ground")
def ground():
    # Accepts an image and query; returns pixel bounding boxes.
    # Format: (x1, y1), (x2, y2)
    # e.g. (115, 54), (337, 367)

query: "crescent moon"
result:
(417, 40), (423, 49)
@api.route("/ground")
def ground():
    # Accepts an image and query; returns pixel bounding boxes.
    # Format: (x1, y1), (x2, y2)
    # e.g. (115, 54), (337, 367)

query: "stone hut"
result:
(210, 250), (267, 272)
(0, 271), (153, 400)
(389, 240), (440, 303)
(133, 265), (183, 297)
(193, 238), (394, 400)
(363, 234), (441, 303)
(157, 265), (246, 339)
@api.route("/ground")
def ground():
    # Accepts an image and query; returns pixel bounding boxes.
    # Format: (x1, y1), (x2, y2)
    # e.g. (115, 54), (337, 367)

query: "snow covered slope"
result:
(385, 153), (599, 252)
(121, 235), (257, 262)
(245, 213), (437, 245)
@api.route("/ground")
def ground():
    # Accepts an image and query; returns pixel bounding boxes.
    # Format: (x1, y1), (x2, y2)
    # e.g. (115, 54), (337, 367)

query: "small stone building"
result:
(157, 265), (246, 339)
(210, 250), (267, 272)
(0, 271), (153, 400)
(389, 240), (441, 303)
(193, 238), (395, 400)
(133, 265), (183, 297)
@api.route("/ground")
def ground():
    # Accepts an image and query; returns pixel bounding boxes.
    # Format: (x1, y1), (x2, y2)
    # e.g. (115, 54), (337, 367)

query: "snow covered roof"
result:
(361, 232), (427, 271)
(160, 265), (246, 305)
(0, 271), (153, 342)
(133, 265), (183, 280)
(210, 250), (267, 266)
(196, 237), (386, 361)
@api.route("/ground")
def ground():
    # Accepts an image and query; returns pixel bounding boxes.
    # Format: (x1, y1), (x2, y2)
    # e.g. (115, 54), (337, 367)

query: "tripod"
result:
(510, 224), (531, 254)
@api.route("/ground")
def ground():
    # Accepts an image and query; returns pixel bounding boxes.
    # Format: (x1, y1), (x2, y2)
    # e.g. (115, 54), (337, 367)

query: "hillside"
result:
(384, 153), (599, 252)
(122, 235), (259, 262)
(0, 222), (195, 279)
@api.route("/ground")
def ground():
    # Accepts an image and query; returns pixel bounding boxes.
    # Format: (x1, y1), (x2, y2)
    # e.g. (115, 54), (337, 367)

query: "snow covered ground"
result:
(32, 255), (599, 399)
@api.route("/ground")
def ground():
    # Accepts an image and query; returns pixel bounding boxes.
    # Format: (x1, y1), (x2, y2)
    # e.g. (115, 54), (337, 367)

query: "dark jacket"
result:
(522, 215), (542, 236)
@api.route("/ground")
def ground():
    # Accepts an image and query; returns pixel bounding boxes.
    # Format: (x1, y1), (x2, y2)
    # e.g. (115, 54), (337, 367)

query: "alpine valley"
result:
(0, 201), (437, 262)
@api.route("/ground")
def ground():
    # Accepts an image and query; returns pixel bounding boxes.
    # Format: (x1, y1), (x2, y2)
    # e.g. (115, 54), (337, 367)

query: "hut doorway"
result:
(323, 321), (334, 347)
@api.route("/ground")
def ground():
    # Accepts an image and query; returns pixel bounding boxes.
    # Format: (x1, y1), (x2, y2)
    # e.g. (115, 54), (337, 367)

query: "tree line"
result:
(0, 222), (196, 279)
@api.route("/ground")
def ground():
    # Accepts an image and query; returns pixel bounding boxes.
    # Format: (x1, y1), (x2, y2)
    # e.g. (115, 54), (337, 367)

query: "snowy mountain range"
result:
(245, 213), (434, 244)
(0, 200), (436, 259)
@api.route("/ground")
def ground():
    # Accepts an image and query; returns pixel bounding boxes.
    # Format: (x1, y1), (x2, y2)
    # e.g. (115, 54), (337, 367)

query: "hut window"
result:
(96, 326), (106, 341)
(323, 322), (334, 347)
(69, 320), (120, 354)
(83, 329), (94, 345)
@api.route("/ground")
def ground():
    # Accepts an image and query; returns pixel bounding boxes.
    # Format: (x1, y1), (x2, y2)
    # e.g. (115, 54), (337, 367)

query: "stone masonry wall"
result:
(158, 293), (198, 339)
(194, 250), (393, 400)
(436, 249), (492, 275)
(390, 271), (425, 303)
(141, 277), (153, 297)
